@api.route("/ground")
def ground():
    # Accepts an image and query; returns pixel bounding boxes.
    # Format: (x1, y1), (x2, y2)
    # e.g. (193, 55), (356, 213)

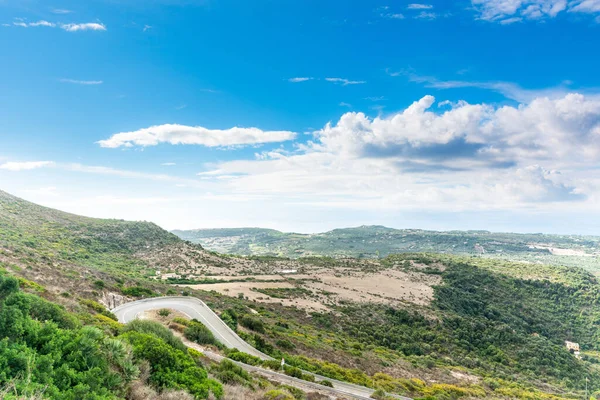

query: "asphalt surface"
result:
(113, 296), (410, 400)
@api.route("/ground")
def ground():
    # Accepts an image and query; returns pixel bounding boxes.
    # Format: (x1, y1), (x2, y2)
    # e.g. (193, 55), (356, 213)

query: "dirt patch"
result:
(182, 268), (439, 312)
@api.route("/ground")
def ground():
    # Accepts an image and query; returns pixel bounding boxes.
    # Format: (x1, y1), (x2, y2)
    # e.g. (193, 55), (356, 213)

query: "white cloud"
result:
(470, 0), (600, 22)
(10, 20), (106, 31)
(570, 0), (600, 13)
(325, 77), (366, 86)
(161, 162), (177, 166)
(7, 93), (600, 227)
(97, 124), (297, 148)
(391, 69), (576, 102)
(414, 11), (437, 19)
(339, 102), (353, 108)
(52, 9), (73, 14)
(407, 4), (434, 9)
(60, 78), (103, 85)
(198, 93), (600, 212)
(13, 20), (55, 27)
(381, 12), (405, 19)
(288, 77), (313, 83)
(30, 20), (56, 27)
(0, 161), (55, 171)
(499, 16), (523, 24)
(143, 25), (152, 32)
(60, 23), (106, 32)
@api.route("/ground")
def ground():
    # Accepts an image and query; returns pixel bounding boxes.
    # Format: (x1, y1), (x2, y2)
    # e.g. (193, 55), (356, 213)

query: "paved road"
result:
(113, 296), (410, 400)
(113, 296), (270, 360)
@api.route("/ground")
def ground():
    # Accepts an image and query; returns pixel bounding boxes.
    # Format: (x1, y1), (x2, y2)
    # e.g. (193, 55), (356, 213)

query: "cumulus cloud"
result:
(569, 0), (600, 12)
(97, 124), (297, 148)
(0, 161), (55, 171)
(198, 93), (600, 210)
(13, 93), (600, 215)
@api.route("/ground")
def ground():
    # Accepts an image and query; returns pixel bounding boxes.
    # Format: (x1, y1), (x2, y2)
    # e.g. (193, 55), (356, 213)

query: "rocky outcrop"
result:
(100, 291), (129, 310)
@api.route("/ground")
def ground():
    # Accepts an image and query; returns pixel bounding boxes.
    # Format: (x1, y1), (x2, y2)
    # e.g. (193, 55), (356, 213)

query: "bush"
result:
(319, 380), (333, 387)
(276, 339), (295, 350)
(184, 320), (220, 347)
(158, 308), (171, 317)
(80, 298), (118, 320)
(123, 319), (187, 352)
(120, 331), (222, 399)
(173, 316), (191, 326)
(225, 350), (262, 366)
(239, 315), (265, 333)
(263, 389), (295, 400)
(211, 359), (253, 386)
(122, 286), (156, 297)
(221, 309), (238, 331)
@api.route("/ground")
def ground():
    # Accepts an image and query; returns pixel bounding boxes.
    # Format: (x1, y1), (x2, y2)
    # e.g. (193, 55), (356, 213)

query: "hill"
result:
(1, 190), (600, 399)
(173, 225), (600, 272)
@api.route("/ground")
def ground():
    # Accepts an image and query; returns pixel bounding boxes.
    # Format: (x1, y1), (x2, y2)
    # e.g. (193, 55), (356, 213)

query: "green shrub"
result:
(80, 298), (118, 321)
(211, 359), (253, 386)
(263, 389), (295, 400)
(225, 350), (262, 366)
(184, 320), (220, 347)
(120, 331), (222, 399)
(122, 286), (156, 297)
(239, 315), (265, 333)
(158, 308), (171, 317)
(221, 309), (238, 331)
(123, 319), (187, 352)
(173, 316), (190, 326)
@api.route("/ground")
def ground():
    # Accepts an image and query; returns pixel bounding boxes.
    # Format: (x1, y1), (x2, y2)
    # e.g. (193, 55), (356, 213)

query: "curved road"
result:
(113, 296), (270, 360)
(113, 296), (410, 400)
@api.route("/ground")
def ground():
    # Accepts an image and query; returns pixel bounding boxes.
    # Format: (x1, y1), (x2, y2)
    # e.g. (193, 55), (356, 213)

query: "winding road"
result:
(113, 296), (410, 400)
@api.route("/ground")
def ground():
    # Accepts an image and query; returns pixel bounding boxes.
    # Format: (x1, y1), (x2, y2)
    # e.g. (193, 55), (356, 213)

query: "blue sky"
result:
(1, 0), (600, 234)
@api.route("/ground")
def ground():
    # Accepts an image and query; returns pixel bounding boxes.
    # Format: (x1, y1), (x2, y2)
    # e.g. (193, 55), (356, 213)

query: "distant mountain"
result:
(173, 225), (600, 272)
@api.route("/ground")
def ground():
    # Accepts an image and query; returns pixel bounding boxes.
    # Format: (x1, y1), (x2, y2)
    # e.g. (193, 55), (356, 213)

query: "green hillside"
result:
(173, 225), (600, 272)
(0, 189), (184, 280)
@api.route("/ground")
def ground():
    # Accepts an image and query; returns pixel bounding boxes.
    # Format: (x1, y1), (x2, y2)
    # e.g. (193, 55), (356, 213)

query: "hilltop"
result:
(173, 225), (600, 272)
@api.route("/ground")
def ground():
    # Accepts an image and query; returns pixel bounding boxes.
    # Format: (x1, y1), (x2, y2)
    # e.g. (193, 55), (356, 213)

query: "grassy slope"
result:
(0, 190), (189, 291)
